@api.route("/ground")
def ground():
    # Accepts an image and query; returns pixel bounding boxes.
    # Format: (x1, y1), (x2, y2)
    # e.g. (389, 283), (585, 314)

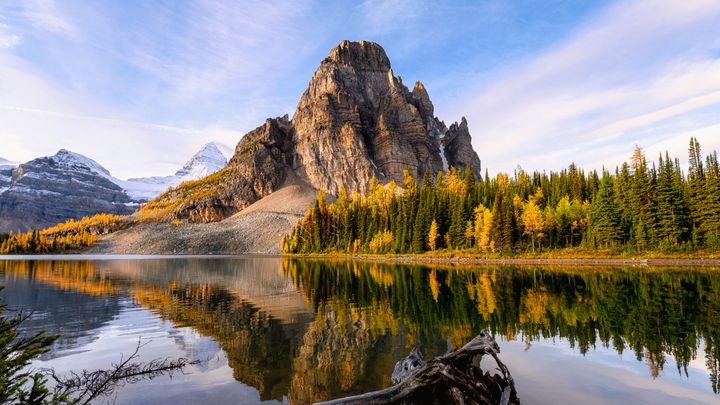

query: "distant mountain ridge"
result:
(0, 149), (134, 232)
(0, 144), (228, 232)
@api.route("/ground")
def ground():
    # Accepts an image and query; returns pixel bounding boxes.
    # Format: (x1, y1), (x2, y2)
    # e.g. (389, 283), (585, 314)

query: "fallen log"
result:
(315, 331), (520, 405)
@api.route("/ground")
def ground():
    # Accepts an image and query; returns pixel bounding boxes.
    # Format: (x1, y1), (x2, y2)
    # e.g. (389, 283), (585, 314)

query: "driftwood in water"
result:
(315, 331), (520, 405)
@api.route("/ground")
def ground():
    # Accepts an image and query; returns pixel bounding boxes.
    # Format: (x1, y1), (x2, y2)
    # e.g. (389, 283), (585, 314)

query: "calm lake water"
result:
(1, 256), (719, 404)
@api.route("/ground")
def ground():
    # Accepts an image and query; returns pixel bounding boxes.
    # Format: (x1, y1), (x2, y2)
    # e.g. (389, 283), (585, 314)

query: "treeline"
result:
(282, 138), (720, 254)
(0, 213), (126, 254)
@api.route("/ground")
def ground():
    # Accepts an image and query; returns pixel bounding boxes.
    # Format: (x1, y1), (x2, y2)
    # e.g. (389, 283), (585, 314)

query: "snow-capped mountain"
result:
(0, 157), (19, 194)
(0, 156), (19, 169)
(118, 143), (228, 200)
(0, 144), (228, 232)
(0, 149), (134, 232)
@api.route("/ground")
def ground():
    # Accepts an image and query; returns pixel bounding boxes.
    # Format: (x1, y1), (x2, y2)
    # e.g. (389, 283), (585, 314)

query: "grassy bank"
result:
(287, 247), (720, 266)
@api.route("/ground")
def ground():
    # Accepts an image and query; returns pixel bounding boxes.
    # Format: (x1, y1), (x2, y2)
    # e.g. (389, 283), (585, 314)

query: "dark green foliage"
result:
(590, 173), (623, 247)
(284, 139), (719, 254)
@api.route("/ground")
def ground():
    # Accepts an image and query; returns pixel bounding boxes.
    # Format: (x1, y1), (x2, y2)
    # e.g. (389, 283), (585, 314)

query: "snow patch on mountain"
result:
(0, 156), (19, 169)
(0, 157), (17, 194)
(53, 149), (112, 176)
(118, 143), (228, 200)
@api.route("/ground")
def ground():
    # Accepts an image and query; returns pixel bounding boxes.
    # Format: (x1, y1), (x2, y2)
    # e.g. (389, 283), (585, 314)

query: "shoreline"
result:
(286, 253), (720, 267)
(3, 251), (720, 267)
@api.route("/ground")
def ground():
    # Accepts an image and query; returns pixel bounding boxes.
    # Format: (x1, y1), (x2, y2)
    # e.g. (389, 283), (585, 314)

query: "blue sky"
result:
(1, 0), (719, 178)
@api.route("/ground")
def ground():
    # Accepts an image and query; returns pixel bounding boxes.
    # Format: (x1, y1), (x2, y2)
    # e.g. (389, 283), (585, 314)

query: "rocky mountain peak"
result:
(177, 142), (227, 177)
(411, 80), (434, 118)
(0, 149), (132, 232)
(324, 40), (391, 72)
(292, 40), (480, 195)
(150, 40), (482, 223)
(50, 149), (111, 176)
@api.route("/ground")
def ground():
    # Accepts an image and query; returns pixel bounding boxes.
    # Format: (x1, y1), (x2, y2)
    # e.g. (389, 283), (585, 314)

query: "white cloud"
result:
(590, 122), (720, 173)
(21, 0), (76, 36)
(0, 22), (19, 48)
(123, 0), (320, 100)
(453, 0), (720, 174)
(0, 1), (326, 179)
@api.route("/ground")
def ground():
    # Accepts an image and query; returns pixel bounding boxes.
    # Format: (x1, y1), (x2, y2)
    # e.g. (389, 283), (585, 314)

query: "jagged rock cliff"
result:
(154, 40), (482, 223)
(147, 116), (293, 223)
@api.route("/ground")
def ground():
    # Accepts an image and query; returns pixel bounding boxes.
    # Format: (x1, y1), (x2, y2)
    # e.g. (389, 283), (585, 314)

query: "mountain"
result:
(0, 144), (228, 233)
(0, 149), (135, 232)
(148, 40), (482, 224)
(292, 40), (481, 194)
(114, 142), (228, 200)
(0, 157), (18, 168)
(0, 157), (18, 193)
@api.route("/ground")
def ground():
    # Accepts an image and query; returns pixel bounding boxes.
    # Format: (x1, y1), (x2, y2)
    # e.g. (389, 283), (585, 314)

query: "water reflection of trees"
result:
(282, 258), (720, 394)
(3, 258), (720, 401)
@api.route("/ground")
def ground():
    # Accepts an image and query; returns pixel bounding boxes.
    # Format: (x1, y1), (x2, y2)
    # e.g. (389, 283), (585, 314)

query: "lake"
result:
(1, 256), (718, 404)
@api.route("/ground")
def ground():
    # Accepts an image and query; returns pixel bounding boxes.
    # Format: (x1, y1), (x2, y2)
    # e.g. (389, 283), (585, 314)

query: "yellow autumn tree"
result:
(428, 219), (439, 252)
(464, 220), (474, 248)
(473, 205), (494, 253)
(521, 188), (545, 253)
(369, 230), (393, 253)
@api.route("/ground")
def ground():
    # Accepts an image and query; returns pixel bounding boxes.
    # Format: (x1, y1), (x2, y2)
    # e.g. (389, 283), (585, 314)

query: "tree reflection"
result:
(282, 258), (720, 394)
(2, 258), (719, 402)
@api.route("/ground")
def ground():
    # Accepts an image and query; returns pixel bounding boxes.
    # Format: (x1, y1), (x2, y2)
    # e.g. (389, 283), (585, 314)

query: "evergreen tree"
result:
(590, 174), (623, 247)
(688, 137), (706, 246)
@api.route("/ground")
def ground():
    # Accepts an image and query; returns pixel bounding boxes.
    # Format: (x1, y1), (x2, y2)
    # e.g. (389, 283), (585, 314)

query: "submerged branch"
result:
(315, 331), (520, 405)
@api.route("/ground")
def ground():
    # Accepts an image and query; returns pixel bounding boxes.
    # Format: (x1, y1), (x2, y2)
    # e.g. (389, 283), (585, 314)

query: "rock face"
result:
(156, 116), (293, 223)
(292, 41), (481, 195)
(0, 150), (134, 232)
(153, 40), (482, 222)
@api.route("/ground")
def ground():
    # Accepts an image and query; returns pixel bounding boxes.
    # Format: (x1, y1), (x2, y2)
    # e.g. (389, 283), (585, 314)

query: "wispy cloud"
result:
(454, 0), (720, 173)
(0, 22), (19, 49)
(19, 0), (76, 36)
(1, 0), (718, 180)
(0, 1), (325, 178)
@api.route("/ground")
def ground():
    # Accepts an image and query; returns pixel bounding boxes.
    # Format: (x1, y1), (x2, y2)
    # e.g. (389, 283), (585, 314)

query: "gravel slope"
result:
(88, 180), (317, 255)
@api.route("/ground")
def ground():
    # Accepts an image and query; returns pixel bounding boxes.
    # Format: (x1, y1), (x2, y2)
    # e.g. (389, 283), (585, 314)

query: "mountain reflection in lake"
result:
(1, 257), (719, 404)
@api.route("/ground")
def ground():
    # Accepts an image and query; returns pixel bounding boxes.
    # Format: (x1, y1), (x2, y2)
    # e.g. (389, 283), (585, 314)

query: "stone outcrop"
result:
(156, 116), (292, 223)
(443, 117), (482, 173)
(158, 40), (482, 222)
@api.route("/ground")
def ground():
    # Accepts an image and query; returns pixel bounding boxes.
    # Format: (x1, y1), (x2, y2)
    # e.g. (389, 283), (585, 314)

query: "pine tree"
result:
(448, 198), (466, 249)
(688, 137), (706, 246)
(628, 146), (656, 249)
(655, 153), (686, 247)
(701, 152), (720, 247)
(590, 174), (624, 247)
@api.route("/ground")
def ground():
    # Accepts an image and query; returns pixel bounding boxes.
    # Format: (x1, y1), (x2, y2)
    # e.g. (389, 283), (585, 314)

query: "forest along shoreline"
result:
(285, 253), (720, 267)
